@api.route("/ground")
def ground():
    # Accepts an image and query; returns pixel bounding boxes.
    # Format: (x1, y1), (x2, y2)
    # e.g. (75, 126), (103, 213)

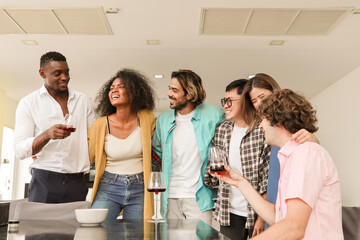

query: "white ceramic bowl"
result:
(75, 208), (108, 226)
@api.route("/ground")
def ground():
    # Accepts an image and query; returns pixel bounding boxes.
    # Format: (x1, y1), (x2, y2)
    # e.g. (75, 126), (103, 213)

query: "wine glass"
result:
(209, 147), (226, 173)
(208, 147), (229, 200)
(61, 114), (76, 155)
(64, 114), (76, 133)
(147, 171), (166, 223)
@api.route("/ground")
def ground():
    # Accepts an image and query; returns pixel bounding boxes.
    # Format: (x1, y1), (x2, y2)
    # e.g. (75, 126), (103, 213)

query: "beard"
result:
(55, 81), (69, 93)
(169, 97), (189, 111)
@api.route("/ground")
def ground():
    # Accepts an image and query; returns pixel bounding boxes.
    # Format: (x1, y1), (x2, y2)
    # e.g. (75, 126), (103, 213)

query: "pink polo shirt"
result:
(276, 141), (343, 240)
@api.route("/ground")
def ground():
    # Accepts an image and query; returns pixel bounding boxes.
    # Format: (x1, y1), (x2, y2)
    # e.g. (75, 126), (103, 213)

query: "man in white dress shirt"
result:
(14, 51), (95, 203)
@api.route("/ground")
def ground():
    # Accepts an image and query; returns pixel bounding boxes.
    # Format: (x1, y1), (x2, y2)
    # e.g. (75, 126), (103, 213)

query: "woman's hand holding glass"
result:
(209, 165), (245, 189)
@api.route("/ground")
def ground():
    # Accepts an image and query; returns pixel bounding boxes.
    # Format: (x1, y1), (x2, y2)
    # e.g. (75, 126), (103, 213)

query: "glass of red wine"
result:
(147, 171), (166, 223)
(209, 147), (229, 200)
(209, 147), (226, 173)
(64, 114), (76, 133)
(61, 114), (76, 155)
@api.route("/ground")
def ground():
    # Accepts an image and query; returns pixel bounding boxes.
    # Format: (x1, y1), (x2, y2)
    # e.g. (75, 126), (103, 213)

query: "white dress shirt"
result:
(13, 85), (95, 173)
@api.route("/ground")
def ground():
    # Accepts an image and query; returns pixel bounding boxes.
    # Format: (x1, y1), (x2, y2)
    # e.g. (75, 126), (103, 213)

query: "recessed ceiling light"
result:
(154, 74), (164, 79)
(22, 40), (39, 46)
(269, 40), (285, 46)
(146, 40), (161, 45)
(352, 9), (360, 14)
(248, 75), (255, 79)
(105, 8), (119, 14)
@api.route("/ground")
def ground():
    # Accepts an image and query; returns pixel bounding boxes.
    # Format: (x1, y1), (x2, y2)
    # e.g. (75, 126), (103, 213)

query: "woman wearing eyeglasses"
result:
(204, 79), (271, 240)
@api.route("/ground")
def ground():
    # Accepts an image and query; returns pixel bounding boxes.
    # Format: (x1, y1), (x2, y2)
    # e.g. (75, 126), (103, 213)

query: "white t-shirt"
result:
(168, 110), (202, 198)
(228, 125), (248, 216)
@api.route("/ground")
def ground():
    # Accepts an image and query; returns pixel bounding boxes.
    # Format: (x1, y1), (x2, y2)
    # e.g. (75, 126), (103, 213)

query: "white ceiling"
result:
(1, 0), (360, 113)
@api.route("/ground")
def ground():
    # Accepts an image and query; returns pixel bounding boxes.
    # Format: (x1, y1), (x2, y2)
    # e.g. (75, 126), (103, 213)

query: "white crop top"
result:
(104, 117), (143, 175)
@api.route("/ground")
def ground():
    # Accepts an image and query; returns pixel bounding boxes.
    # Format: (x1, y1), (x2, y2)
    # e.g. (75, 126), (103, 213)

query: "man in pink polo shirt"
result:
(210, 89), (343, 239)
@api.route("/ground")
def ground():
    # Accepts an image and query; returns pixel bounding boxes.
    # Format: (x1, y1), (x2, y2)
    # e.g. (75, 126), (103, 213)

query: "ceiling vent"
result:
(0, 7), (112, 35)
(200, 8), (347, 35)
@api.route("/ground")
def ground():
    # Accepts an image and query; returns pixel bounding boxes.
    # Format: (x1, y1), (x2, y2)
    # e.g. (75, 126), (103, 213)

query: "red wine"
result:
(64, 127), (76, 133)
(148, 188), (166, 194)
(210, 166), (225, 172)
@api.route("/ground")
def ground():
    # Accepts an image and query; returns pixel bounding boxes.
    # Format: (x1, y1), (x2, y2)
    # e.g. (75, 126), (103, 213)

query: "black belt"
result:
(32, 168), (85, 178)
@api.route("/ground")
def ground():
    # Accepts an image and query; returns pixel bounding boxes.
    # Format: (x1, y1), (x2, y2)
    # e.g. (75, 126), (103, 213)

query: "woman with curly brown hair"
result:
(88, 69), (156, 222)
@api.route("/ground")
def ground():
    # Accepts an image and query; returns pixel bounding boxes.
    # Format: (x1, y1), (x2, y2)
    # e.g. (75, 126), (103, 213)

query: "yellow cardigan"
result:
(87, 109), (157, 220)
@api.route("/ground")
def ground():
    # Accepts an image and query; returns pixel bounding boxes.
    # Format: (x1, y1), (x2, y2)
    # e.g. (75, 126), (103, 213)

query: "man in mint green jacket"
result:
(152, 70), (225, 225)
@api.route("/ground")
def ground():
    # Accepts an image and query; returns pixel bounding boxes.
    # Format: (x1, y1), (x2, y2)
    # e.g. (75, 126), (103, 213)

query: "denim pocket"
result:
(99, 174), (116, 185)
(137, 175), (144, 184)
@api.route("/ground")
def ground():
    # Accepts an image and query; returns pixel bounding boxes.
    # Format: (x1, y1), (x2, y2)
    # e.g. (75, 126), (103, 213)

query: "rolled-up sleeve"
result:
(13, 99), (36, 160)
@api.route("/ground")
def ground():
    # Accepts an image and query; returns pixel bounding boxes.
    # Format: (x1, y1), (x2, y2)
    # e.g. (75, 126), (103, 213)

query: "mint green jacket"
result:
(152, 104), (225, 217)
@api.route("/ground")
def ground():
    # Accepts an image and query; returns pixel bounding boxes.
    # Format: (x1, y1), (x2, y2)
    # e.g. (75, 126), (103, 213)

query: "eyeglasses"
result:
(221, 98), (241, 107)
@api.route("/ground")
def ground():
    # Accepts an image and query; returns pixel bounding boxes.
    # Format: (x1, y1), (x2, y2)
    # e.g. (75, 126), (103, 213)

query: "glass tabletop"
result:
(1, 219), (229, 240)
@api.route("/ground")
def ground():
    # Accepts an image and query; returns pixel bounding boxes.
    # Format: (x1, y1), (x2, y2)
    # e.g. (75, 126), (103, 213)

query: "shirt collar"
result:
(278, 140), (299, 159)
(192, 104), (201, 121)
(170, 103), (202, 124)
(39, 84), (74, 99)
(39, 84), (48, 95)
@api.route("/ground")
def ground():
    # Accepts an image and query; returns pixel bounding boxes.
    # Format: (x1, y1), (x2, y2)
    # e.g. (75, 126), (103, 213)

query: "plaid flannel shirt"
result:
(204, 120), (271, 228)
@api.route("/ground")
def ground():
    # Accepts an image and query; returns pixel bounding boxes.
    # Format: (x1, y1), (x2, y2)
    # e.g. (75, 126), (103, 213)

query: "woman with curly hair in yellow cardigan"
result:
(88, 69), (156, 221)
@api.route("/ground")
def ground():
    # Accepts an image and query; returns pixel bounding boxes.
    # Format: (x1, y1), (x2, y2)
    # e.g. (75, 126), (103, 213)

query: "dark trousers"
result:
(220, 213), (253, 240)
(28, 168), (88, 203)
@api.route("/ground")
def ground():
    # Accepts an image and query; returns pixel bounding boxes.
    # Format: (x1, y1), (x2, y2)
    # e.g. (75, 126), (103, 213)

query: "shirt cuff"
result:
(15, 137), (35, 160)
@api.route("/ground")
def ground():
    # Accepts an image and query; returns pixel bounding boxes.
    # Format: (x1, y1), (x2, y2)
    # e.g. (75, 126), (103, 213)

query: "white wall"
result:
(14, 157), (32, 199)
(0, 89), (22, 199)
(0, 88), (33, 199)
(0, 88), (18, 149)
(311, 66), (360, 207)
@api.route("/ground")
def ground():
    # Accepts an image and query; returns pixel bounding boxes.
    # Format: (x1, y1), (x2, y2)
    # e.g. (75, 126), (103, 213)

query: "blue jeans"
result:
(92, 171), (144, 222)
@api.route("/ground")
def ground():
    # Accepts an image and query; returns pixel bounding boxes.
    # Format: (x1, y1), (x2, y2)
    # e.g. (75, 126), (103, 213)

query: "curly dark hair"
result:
(258, 89), (318, 134)
(95, 69), (155, 116)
